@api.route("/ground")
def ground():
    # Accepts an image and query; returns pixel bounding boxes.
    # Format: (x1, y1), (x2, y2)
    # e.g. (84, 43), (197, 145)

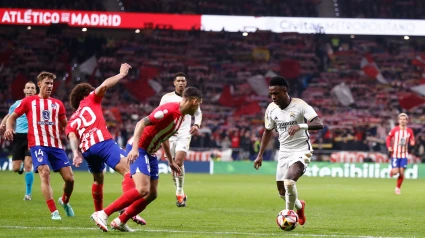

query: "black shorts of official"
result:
(12, 133), (31, 161)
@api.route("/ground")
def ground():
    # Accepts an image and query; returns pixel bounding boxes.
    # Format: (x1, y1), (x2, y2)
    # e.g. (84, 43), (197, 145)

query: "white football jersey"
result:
(159, 91), (202, 136)
(265, 98), (318, 155)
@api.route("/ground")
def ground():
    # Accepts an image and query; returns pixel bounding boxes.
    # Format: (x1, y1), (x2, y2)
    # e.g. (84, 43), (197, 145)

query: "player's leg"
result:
(173, 135), (190, 207)
(11, 136), (25, 174)
(118, 153), (159, 226)
(395, 158), (407, 194)
(52, 148), (75, 217)
(83, 146), (107, 212)
(92, 148), (150, 232)
(109, 172), (150, 232)
(23, 153), (34, 200)
(390, 158), (400, 177)
(276, 157), (306, 225)
(30, 146), (61, 220)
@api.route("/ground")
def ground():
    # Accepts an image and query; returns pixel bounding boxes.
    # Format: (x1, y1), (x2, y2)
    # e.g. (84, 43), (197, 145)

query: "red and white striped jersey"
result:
(14, 95), (66, 149)
(66, 92), (112, 152)
(386, 126), (415, 158)
(137, 102), (184, 154)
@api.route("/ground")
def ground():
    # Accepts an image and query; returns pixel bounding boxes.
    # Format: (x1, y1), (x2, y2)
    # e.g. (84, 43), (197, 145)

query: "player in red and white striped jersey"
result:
(5, 72), (74, 220)
(386, 113), (415, 194)
(91, 87), (202, 232)
(66, 63), (145, 228)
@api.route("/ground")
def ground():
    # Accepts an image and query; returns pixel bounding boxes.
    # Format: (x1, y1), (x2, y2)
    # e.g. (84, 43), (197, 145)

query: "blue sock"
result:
(25, 172), (34, 195)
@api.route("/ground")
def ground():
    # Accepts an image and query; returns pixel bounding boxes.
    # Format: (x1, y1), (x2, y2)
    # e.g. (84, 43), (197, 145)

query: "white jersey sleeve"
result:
(194, 106), (202, 127)
(302, 103), (318, 122)
(264, 103), (277, 130)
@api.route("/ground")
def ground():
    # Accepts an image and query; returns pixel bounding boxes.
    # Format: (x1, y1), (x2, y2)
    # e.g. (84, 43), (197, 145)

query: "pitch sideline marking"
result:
(0, 225), (408, 238)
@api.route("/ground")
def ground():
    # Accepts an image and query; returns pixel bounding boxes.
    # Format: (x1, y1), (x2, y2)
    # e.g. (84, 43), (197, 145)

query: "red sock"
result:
(62, 193), (71, 204)
(118, 197), (148, 223)
(46, 199), (57, 213)
(92, 183), (104, 211)
(104, 188), (141, 216)
(397, 175), (404, 188)
(122, 173), (135, 193)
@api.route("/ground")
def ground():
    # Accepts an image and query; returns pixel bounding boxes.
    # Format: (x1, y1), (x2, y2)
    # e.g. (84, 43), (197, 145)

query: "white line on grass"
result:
(0, 225), (408, 238)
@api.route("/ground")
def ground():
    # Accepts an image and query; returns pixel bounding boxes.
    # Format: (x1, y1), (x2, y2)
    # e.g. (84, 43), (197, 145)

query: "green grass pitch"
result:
(0, 171), (424, 237)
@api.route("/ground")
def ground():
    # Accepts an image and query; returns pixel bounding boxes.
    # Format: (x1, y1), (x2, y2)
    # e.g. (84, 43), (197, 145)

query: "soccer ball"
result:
(276, 209), (298, 231)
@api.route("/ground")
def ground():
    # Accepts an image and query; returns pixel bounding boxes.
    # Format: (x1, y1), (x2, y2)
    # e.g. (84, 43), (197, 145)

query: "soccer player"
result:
(159, 72), (202, 207)
(253, 76), (324, 226)
(386, 113), (415, 195)
(66, 63), (145, 225)
(90, 87), (202, 232)
(0, 81), (36, 200)
(4, 72), (75, 220)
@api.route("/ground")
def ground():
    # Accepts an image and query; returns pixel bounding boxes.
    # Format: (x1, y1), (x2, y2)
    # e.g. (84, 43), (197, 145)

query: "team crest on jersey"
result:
(42, 110), (50, 120)
(289, 112), (296, 118)
(51, 104), (57, 109)
(37, 156), (43, 162)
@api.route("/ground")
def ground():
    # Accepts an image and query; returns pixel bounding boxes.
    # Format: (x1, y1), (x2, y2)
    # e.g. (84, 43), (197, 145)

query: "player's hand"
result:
(388, 147), (393, 152)
(288, 125), (301, 136)
(169, 160), (181, 176)
(189, 125), (199, 135)
(127, 149), (139, 164)
(254, 156), (263, 170)
(119, 63), (132, 77)
(0, 124), (5, 136)
(72, 152), (84, 167)
(4, 129), (15, 140)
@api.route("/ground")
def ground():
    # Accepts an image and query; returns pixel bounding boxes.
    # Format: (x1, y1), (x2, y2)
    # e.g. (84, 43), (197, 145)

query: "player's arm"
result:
(95, 63), (132, 98)
(254, 129), (273, 170)
(67, 132), (83, 167)
(162, 139), (182, 175)
(0, 114), (10, 135)
(4, 112), (19, 140)
(288, 103), (324, 136)
(386, 129), (395, 152)
(409, 129), (415, 146)
(127, 116), (152, 164)
(190, 106), (203, 135)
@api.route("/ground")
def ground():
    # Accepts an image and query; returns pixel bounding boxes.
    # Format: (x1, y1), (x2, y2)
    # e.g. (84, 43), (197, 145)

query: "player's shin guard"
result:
(176, 166), (185, 195)
(283, 179), (298, 211)
(25, 171), (34, 195)
(279, 194), (302, 210)
(92, 183), (104, 211)
(397, 175), (404, 188)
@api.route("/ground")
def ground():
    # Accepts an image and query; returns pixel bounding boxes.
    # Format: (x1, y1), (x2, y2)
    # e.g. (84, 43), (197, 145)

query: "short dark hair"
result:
(174, 72), (186, 80)
(269, 76), (288, 88)
(183, 86), (202, 99)
(69, 83), (95, 110)
(25, 81), (36, 86)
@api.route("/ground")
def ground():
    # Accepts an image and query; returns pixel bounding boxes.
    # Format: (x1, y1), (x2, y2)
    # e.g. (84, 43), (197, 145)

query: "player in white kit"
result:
(159, 72), (202, 207)
(254, 76), (324, 225)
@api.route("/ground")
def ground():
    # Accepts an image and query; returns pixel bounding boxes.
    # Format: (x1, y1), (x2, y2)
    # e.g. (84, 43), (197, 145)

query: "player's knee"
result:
(279, 194), (286, 200)
(148, 191), (158, 201)
(136, 187), (149, 197)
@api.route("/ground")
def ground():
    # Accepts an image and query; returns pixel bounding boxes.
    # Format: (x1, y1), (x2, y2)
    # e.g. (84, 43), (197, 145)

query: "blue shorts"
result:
(128, 147), (159, 180)
(83, 139), (127, 173)
(30, 146), (70, 172)
(391, 158), (408, 169)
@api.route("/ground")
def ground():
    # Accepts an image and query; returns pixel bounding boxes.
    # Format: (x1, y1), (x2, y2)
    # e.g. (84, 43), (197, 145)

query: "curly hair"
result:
(70, 83), (95, 110)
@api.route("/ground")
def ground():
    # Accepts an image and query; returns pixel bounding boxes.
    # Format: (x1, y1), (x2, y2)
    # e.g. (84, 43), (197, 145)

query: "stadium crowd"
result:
(1, 1), (425, 162)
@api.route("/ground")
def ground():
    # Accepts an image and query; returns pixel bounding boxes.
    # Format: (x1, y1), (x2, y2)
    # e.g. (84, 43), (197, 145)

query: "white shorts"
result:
(169, 134), (191, 156)
(276, 151), (312, 181)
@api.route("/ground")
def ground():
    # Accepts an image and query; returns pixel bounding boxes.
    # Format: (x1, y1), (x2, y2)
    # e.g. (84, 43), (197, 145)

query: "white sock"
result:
(279, 194), (302, 210)
(284, 179), (297, 211)
(176, 166), (185, 196)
